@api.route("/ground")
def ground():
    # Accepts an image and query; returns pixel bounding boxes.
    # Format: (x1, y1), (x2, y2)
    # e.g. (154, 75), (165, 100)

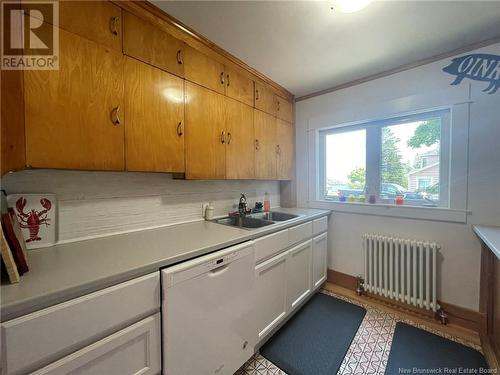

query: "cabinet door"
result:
(276, 119), (294, 180)
(58, 1), (122, 52)
(1, 70), (25, 175)
(225, 97), (254, 179)
(125, 58), (184, 173)
(225, 66), (254, 107)
(31, 314), (161, 375)
(184, 46), (225, 94)
(312, 233), (328, 289)
(25, 28), (125, 170)
(287, 240), (312, 312)
(123, 11), (184, 77)
(26, 1), (122, 51)
(185, 82), (226, 179)
(276, 96), (293, 123)
(255, 251), (288, 342)
(254, 109), (277, 179)
(254, 82), (277, 116)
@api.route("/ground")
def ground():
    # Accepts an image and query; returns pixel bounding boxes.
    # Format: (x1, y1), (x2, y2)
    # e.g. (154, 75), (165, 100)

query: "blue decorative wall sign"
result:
(442, 53), (499, 94)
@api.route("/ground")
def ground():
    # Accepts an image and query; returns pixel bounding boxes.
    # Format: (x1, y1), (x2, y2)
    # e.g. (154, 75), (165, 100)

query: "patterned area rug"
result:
(235, 290), (481, 375)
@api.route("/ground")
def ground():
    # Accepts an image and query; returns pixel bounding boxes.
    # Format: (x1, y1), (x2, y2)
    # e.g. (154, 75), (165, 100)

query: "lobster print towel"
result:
(7, 194), (56, 249)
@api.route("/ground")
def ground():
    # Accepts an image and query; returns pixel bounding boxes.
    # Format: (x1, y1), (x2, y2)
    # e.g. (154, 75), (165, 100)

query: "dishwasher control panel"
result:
(205, 251), (238, 270)
(163, 241), (254, 288)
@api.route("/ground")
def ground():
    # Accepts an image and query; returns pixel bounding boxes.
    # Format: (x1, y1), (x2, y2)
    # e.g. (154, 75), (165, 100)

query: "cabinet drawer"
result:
(123, 11), (185, 77)
(254, 229), (289, 263)
(1, 272), (160, 375)
(288, 221), (312, 246)
(312, 216), (328, 236)
(31, 314), (161, 375)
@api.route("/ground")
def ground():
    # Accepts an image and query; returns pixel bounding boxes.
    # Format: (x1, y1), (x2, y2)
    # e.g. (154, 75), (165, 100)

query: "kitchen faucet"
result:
(238, 193), (248, 216)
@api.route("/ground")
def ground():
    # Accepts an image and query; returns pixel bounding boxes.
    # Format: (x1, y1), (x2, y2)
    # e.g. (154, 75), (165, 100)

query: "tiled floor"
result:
(235, 289), (482, 375)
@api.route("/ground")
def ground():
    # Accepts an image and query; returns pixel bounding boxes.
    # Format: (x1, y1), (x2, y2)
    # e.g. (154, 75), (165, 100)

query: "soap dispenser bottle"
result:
(205, 202), (214, 220)
(263, 192), (271, 213)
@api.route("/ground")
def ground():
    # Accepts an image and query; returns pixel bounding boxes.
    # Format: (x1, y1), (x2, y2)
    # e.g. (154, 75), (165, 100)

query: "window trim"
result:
(318, 108), (451, 208)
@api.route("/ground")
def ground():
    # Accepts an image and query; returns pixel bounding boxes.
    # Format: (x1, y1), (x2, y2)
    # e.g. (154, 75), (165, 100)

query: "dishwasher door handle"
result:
(209, 264), (229, 276)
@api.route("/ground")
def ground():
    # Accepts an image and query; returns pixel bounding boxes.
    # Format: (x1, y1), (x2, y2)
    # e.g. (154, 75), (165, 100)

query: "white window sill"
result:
(308, 200), (469, 223)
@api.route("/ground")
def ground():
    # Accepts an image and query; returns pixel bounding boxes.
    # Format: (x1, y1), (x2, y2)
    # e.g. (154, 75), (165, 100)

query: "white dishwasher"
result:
(162, 241), (256, 375)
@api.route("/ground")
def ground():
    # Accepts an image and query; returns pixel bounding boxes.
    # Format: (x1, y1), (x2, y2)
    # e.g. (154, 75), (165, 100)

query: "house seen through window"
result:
(319, 109), (450, 207)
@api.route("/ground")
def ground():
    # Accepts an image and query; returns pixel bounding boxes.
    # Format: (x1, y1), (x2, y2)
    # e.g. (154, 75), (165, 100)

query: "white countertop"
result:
(473, 225), (500, 260)
(0, 208), (330, 321)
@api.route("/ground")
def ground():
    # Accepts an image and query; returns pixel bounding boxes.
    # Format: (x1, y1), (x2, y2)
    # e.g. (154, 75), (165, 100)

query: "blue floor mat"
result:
(385, 322), (489, 375)
(261, 293), (366, 375)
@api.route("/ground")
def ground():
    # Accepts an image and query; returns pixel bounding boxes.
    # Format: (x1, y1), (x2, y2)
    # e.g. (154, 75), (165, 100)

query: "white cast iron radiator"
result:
(362, 234), (440, 312)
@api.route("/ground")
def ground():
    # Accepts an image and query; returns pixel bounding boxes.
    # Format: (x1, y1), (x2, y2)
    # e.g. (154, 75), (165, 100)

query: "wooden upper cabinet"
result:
(185, 82), (226, 179)
(225, 98), (255, 179)
(54, 1), (122, 51)
(254, 109), (277, 180)
(276, 119), (294, 180)
(254, 82), (277, 116)
(184, 46), (225, 94)
(125, 58), (185, 173)
(225, 66), (254, 107)
(123, 11), (185, 77)
(25, 27), (125, 170)
(1, 70), (25, 175)
(276, 96), (293, 123)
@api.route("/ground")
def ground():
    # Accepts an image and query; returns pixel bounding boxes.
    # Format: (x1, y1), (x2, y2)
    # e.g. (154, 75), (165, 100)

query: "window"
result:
(319, 109), (450, 207)
(323, 128), (366, 200)
(417, 177), (432, 191)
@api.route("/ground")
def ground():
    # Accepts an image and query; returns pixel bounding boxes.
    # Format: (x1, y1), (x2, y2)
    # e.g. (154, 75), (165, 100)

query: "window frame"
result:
(318, 108), (451, 208)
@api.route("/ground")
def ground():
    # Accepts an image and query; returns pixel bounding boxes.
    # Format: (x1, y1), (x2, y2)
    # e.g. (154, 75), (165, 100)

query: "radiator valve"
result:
(437, 308), (448, 325)
(356, 276), (365, 296)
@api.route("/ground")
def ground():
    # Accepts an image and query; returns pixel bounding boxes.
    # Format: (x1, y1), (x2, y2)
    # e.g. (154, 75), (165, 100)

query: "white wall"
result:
(295, 43), (500, 311)
(1, 170), (280, 243)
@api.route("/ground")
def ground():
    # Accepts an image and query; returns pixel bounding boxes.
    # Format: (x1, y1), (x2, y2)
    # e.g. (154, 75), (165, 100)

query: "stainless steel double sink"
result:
(212, 211), (301, 229)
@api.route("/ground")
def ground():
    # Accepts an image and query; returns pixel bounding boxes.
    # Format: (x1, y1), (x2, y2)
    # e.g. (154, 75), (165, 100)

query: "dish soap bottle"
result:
(205, 202), (214, 220)
(263, 192), (271, 213)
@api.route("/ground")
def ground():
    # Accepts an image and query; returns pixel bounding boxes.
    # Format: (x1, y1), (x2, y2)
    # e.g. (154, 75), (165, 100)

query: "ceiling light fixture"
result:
(331, 0), (373, 13)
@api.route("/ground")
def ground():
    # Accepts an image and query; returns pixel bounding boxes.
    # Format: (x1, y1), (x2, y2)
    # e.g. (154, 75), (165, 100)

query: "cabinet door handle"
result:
(227, 132), (232, 144)
(109, 17), (119, 36)
(226, 74), (230, 87)
(255, 139), (260, 150)
(255, 89), (259, 101)
(110, 106), (121, 125)
(221, 131), (226, 144)
(276, 145), (281, 155)
(277, 100), (280, 111)
(176, 49), (183, 65)
(220, 72), (225, 85)
(177, 121), (183, 136)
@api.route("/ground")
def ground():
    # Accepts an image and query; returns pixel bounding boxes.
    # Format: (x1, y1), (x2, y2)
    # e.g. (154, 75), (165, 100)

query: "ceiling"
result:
(154, 1), (500, 98)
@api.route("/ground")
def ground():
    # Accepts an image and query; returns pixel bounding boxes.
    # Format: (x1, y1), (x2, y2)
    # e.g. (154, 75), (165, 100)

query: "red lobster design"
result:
(15, 197), (52, 242)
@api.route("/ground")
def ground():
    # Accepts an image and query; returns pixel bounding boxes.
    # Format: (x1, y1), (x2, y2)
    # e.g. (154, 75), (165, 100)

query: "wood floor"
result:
(235, 283), (486, 375)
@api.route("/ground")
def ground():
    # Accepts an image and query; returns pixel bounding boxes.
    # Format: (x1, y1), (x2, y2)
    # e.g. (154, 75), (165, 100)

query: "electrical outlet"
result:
(201, 203), (209, 217)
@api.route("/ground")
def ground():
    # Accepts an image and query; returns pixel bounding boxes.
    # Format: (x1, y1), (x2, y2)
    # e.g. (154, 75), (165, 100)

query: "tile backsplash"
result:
(1, 170), (280, 244)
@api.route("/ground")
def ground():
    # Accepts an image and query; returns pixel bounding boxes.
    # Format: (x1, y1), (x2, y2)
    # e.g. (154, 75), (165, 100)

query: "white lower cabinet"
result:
(287, 240), (313, 311)
(1, 272), (160, 375)
(31, 314), (161, 375)
(254, 250), (288, 340)
(312, 233), (328, 289)
(253, 219), (328, 347)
